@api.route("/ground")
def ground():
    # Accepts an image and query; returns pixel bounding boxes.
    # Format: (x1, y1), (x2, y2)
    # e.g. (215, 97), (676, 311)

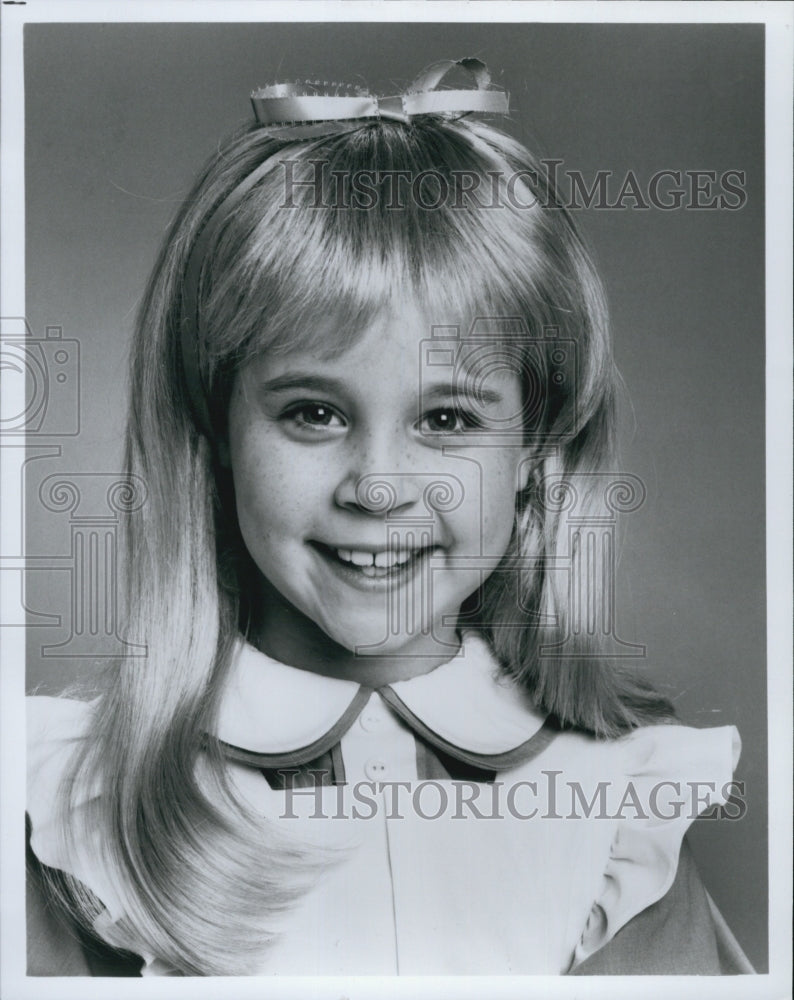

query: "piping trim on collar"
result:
(216, 632), (550, 762)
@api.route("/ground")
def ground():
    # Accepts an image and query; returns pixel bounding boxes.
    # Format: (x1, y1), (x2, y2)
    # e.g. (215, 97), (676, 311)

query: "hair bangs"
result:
(198, 120), (566, 382)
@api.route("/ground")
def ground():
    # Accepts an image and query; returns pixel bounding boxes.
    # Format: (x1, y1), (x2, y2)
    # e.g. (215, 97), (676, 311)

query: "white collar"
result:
(216, 632), (548, 759)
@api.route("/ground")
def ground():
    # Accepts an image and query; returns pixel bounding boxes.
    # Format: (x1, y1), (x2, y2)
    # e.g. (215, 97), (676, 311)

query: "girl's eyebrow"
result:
(422, 382), (506, 406)
(256, 373), (506, 406)
(256, 373), (348, 395)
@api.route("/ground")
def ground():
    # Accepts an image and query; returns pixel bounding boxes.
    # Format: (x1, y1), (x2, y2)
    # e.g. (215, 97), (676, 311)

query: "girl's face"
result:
(226, 298), (533, 681)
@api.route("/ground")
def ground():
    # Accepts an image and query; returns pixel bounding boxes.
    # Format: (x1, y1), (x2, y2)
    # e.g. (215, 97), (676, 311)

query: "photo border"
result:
(2, 3), (791, 998)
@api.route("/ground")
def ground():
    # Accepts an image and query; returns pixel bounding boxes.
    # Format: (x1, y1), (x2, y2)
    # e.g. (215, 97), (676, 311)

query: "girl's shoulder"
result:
(28, 691), (95, 759)
(505, 717), (740, 796)
(27, 694), (96, 790)
(501, 720), (742, 971)
(616, 720), (741, 789)
(27, 692), (96, 738)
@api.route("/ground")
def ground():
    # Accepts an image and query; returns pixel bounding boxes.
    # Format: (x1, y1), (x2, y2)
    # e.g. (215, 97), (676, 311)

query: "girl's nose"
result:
(332, 428), (425, 515)
(333, 425), (434, 516)
(333, 471), (422, 516)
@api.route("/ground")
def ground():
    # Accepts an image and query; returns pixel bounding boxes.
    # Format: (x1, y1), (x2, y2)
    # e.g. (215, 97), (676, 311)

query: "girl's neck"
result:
(249, 583), (460, 686)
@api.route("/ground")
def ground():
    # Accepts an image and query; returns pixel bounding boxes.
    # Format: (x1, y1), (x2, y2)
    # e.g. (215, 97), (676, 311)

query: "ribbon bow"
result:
(250, 58), (509, 138)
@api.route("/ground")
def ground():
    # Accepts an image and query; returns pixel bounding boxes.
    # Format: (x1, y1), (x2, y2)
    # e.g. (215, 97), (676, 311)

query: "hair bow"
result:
(250, 58), (509, 138)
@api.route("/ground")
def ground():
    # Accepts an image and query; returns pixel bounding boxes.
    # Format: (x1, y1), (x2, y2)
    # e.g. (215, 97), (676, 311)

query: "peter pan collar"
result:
(216, 632), (555, 772)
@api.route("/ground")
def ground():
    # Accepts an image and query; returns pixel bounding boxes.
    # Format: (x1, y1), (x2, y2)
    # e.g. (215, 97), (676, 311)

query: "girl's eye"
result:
(420, 408), (481, 434)
(282, 402), (345, 433)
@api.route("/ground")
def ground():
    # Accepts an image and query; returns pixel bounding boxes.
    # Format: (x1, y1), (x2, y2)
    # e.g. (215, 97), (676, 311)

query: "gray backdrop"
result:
(22, 22), (766, 969)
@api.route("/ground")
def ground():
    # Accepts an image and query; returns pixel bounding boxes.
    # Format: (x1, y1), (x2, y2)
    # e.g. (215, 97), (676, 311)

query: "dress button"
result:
(364, 758), (389, 781)
(359, 708), (383, 732)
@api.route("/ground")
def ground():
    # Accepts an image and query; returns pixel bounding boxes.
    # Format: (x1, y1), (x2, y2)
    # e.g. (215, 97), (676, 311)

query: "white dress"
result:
(27, 632), (741, 976)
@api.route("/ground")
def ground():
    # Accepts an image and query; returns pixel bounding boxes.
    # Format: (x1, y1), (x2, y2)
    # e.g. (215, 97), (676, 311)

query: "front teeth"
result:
(375, 550), (412, 568)
(346, 549), (373, 566)
(336, 547), (436, 569)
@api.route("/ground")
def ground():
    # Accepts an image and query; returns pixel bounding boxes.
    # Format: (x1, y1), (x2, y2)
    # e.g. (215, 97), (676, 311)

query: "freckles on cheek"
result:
(235, 448), (318, 533)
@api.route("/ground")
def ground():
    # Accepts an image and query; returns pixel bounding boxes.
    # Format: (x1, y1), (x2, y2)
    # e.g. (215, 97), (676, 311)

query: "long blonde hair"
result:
(51, 115), (672, 974)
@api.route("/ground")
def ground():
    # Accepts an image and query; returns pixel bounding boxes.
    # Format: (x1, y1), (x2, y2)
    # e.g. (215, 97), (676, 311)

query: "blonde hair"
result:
(51, 115), (672, 974)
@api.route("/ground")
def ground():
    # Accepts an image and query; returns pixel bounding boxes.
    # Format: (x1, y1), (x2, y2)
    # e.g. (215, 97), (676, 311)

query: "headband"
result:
(181, 58), (509, 438)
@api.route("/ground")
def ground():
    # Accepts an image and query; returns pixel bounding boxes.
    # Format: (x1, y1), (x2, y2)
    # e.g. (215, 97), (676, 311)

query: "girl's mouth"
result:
(310, 542), (442, 582)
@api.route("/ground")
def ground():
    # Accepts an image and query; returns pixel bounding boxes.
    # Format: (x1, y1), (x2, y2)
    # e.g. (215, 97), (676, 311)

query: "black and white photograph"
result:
(1, 3), (791, 998)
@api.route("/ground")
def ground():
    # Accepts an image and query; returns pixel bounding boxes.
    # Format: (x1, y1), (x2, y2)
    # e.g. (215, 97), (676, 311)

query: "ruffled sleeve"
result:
(27, 696), (96, 867)
(28, 696), (172, 975)
(27, 696), (124, 908)
(27, 697), (139, 948)
(569, 723), (741, 970)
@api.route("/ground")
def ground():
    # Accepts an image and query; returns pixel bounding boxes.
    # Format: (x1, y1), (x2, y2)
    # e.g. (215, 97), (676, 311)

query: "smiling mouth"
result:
(311, 542), (442, 579)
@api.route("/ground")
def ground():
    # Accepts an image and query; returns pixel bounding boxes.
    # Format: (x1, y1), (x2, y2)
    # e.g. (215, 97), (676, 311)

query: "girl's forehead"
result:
(238, 300), (525, 394)
(244, 296), (522, 368)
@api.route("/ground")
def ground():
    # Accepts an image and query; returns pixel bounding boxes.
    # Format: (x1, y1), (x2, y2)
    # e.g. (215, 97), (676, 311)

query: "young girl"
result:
(26, 58), (752, 978)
